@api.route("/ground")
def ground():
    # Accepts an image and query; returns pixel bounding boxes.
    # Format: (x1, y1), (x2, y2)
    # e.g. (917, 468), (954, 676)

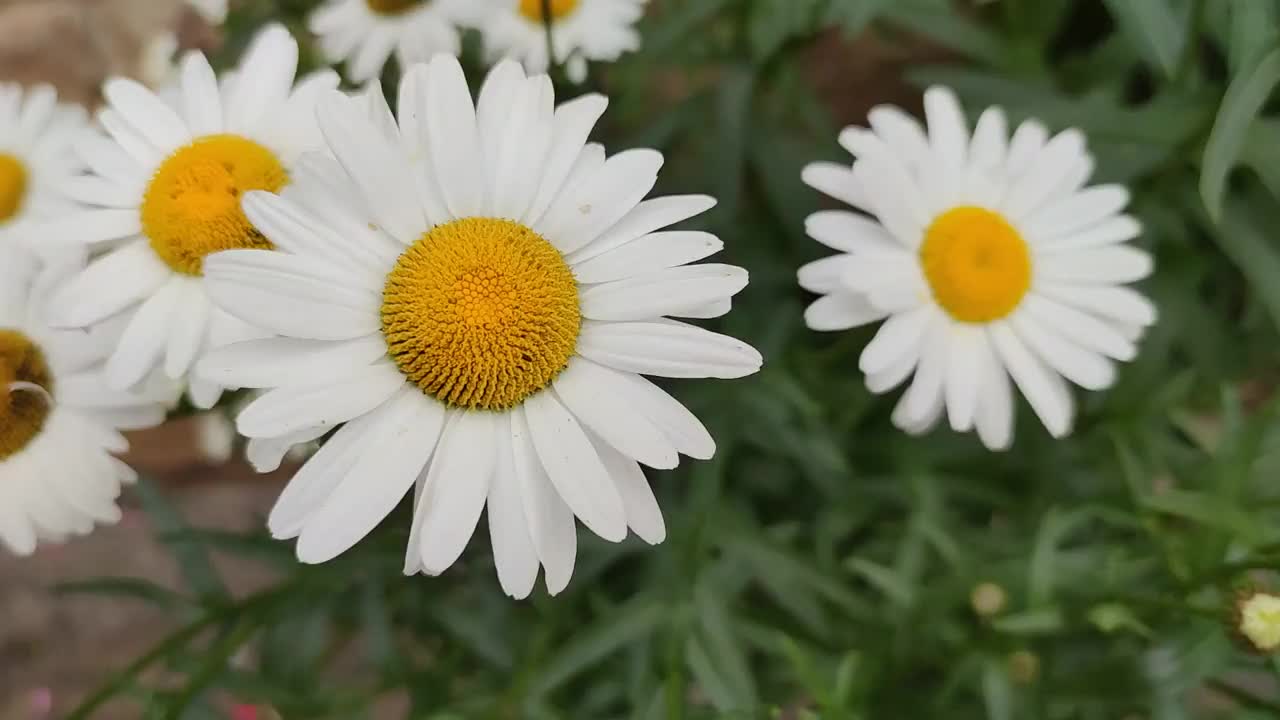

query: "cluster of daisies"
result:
(0, 14), (1153, 598)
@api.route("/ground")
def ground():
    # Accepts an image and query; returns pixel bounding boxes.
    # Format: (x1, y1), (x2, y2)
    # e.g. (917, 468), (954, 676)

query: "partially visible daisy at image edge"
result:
(41, 25), (336, 409)
(0, 247), (170, 556)
(309, 0), (482, 84)
(0, 83), (93, 261)
(196, 55), (761, 598)
(481, 0), (647, 83)
(798, 86), (1156, 450)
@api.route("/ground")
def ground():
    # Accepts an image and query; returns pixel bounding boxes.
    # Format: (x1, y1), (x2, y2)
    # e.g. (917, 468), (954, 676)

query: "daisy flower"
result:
(799, 86), (1156, 450)
(0, 248), (169, 556)
(481, 0), (646, 83)
(197, 56), (760, 597)
(0, 83), (91, 259)
(44, 26), (336, 408)
(309, 0), (480, 84)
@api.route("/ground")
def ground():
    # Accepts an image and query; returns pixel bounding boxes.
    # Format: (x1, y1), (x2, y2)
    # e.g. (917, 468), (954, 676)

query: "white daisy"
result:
(0, 83), (91, 260)
(197, 56), (760, 598)
(0, 248), (170, 556)
(309, 0), (480, 84)
(481, 0), (646, 83)
(799, 86), (1157, 450)
(44, 26), (335, 409)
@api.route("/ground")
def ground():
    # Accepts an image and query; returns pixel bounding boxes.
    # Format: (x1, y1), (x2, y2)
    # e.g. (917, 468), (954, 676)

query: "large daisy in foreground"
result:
(0, 249), (169, 556)
(799, 87), (1156, 450)
(46, 26), (334, 408)
(0, 83), (91, 258)
(481, 0), (646, 83)
(198, 56), (760, 597)
(309, 0), (478, 83)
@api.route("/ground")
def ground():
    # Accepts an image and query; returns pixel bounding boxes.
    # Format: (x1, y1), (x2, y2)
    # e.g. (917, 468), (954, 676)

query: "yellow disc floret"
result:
(141, 134), (288, 276)
(519, 0), (581, 21)
(0, 330), (53, 461)
(0, 153), (28, 224)
(366, 0), (422, 14)
(382, 218), (581, 411)
(920, 206), (1032, 324)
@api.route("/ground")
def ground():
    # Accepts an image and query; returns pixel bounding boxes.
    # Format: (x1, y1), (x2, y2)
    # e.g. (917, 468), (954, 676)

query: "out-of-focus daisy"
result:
(45, 26), (335, 409)
(0, 83), (91, 259)
(481, 0), (646, 83)
(0, 249), (169, 556)
(187, 0), (229, 24)
(799, 86), (1156, 450)
(199, 56), (759, 598)
(309, 0), (480, 84)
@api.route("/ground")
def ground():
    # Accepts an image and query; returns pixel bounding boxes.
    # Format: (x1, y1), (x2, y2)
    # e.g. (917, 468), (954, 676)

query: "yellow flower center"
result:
(141, 135), (288, 276)
(0, 153), (28, 224)
(1240, 593), (1280, 652)
(0, 330), (53, 461)
(519, 0), (581, 21)
(365, 0), (423, 15)
(382, 218), (581, 411)
(920, 206), (1032, 324)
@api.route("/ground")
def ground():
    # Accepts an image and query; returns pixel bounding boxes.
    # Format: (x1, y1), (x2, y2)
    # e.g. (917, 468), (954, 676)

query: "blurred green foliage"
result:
(63, 0), (1280, 717)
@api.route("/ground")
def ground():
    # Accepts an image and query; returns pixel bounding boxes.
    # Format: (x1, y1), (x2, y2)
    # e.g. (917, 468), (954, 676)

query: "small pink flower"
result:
(29, 687), (53, 716)
(230, 705), (258, 720)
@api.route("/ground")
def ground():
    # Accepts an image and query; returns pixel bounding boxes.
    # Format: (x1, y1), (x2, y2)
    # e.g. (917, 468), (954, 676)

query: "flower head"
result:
(799, 86), (1156, 450)
(1236, 589), (1280, 654)
(198, 55), (760, 598)
(309, 0), (480, 83)
(45, 26), (333, 408)
(481, 0), (647, 83)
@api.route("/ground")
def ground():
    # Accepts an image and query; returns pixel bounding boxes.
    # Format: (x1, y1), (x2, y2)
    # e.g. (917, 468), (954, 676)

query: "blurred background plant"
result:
(15, 0), (1280, 717)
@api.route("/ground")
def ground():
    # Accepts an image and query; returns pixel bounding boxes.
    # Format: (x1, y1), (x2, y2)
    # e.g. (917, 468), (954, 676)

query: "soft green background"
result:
(66, 0), (1280, 717)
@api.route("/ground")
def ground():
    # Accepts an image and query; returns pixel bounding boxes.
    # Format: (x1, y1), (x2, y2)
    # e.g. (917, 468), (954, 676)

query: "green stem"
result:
(164, 618), (259, 719)
(1207, 678), (1280, 714)
(541, 0), (559, 77)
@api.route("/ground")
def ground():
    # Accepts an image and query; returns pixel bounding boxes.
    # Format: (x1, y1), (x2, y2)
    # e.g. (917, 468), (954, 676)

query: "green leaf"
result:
(54, 578), (190, 610)
(1102, 0), (1188, 78)
(845, 557), (914, 608)
(1141, 489), (1266, 542)
(532, 602), (666, 697)
(693, 585), (759, 709)
(1201, 46), (1280, 221)
(1229, 0), (1280, 72)
(823, 0), (892, 35)
(881, 0), (1007, 66)
(1028, 508), (1094, 605)
(132, 478), (229, 603)
(747, 0), (825, 61)
(991, 607), (1065, 635)
(1200, 184), (1280, 336)
(981, 659), (1014, 720)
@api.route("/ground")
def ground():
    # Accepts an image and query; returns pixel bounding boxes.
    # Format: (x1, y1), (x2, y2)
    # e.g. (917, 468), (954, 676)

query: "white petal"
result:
(242, 191), (397, 276)
(989, 322), (1073, 438)
(246, 426), (327, 473)
(553, 359), (679, 469)
(180, 51), (223, 136)
(568, 194), (715, 265)
(197, 335), (387, 389)
(805, 210), (898, 254)
(424, 55), (485, 217)
(576, 320), (762, 379)
(296, 389), (442, 564)
(164, 280), (209, 379)
(1004, 120), (1048, 179)
(1035, 282), (1158, 327)
(511, 409), (577, 594)
(571, 231), (722, 284)
(1009, 311), (1116, 390)
(859, 305), (933, 376)
(522, 392), (627, 543)
(415, 411), (495, 575)
(969, 106), (1008, 169)
(488, 415), (540, 599)
(1036, 215), (1142, 252)
(579, 265), (748, 322)
(317, 91), (426, 243)
(592, 438), (665, 545)
(944, 324), (987, 432)
(1024, 186), (1131, 241)
(40, 209), (142, 248)
(923, 86), (968, 169)
(49, 241), (168, 327)
(804, 293), (885, 331)
(868, 105), (931, 171)
(538, 149), (663, 255)
(801, 162), (865, 209)
(104, 278), (182, 390)
(203, 249), (381, 340)
(1003, 128), (1086, 220)
(848, 136), (929, 247)
(227, 25), (299, 134)
(1036, 245), (1153, 284)
(1021, 294), (1137, 361)
(236, 361), (405, 438)
(974, 339), (1015, 451)
(523, 94), (610, 225)
(104, 78), (190, 153)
